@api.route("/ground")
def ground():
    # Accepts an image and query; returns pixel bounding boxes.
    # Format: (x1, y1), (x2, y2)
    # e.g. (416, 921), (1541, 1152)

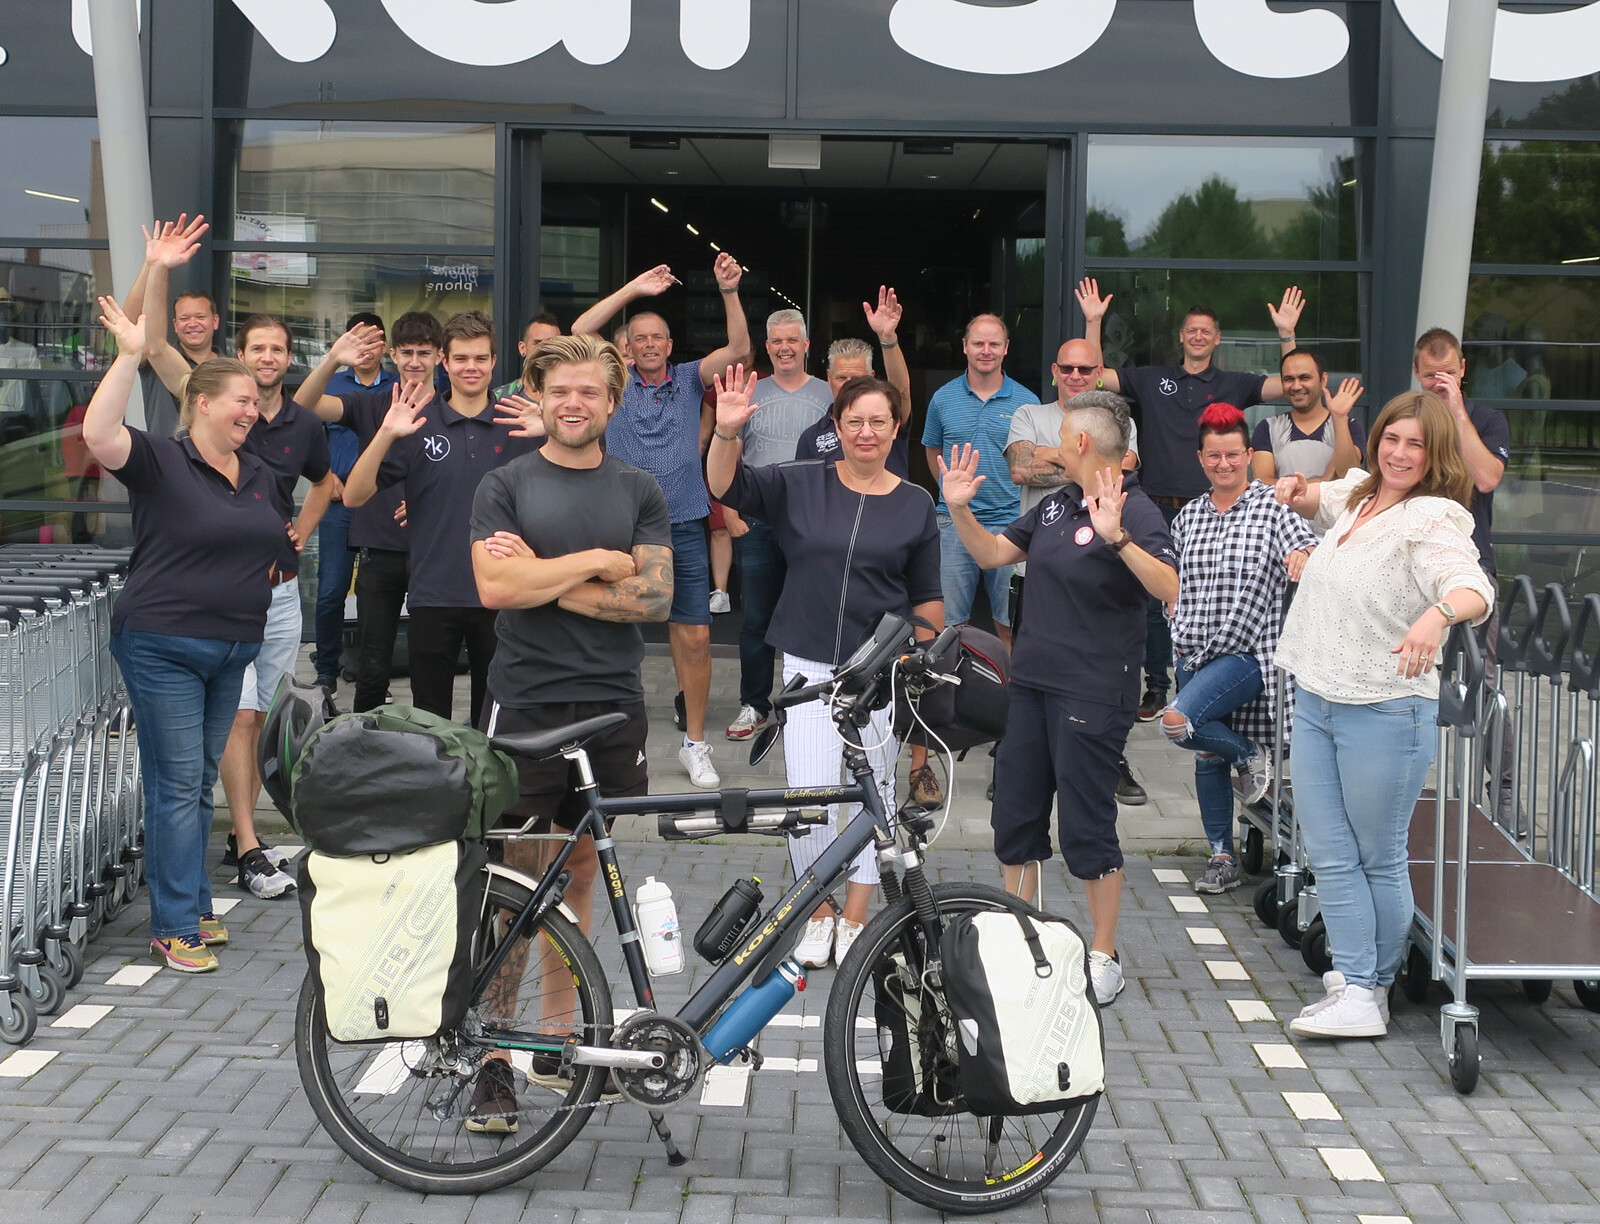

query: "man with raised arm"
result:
(571, 254), (751, 789)
(1251, 347), (1366, 485)
(793, 287), (916, 477)
(122, 214), (218, 438)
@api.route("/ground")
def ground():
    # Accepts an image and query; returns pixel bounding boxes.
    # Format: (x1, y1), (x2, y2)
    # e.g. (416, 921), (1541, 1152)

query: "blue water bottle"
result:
(702, 957), (806, 1063)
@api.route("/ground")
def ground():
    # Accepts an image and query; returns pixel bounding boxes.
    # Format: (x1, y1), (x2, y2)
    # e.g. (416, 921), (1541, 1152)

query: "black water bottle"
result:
(694, 876), (764, 962)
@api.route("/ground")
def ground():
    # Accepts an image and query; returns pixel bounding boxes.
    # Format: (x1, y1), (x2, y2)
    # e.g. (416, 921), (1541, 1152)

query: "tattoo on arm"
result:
(567, 543), (674, 623)
(1007, 440), (1068, 488)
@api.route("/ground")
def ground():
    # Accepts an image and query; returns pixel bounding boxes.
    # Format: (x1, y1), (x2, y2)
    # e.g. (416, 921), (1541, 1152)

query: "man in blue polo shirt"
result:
(921, 313), (1039, 650)
(571, 253), (751, 789)
(1079, 278), (1302, 718)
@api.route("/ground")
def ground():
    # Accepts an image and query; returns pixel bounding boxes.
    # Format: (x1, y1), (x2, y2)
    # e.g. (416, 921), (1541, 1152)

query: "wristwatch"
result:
(1432, 599), (1458, 624)
(1105, 528), (1132, 553)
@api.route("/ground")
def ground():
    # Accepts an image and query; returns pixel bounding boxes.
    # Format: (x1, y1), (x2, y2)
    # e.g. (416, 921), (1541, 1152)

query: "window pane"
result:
(1494, 409), (1600, 601)
(228, 252), (495, 370)
(0, 118), (107, 241)
(1475, 140), (1600, 266)
(234, 122), (495, 246)
(1464, 275), (1600, 401)
(1087, 136), (1361, 261)
(0, 374), (122, 546)
(0, 248), (112, 370)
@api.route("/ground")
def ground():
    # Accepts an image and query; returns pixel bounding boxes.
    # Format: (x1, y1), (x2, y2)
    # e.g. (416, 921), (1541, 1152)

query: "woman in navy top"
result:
(709, 369), (942, 970)
(84, 295), (288, 974)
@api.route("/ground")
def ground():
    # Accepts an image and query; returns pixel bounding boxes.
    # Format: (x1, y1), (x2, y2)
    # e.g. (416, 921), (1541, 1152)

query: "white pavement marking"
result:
(1358, 1216), (1411, 1224)
(1152, 868), (1190, 884)
(1205, 960), (1251, 982)
(1187, 926), (1228, 946)
(211, 898), (240, 916)
(106, 964), (161, 987)
(769, 1014), (820, 1028)
(1228, 999), (1276, 1022)
(0, 1048), (58, 1077)
(761, 1057), (819, 1073)
(1320, 1147), (1384, 1181)
(1284, 1091), (1342, 1121)
(1170, 895), (1208, 913)
(855, 1059), (882, 1075)
(50, 1003), (112, 1030)
(353, 1045), (414, 1095)
(700, 1062), (751, 1107)
(1254, 1043), (1307, 1069)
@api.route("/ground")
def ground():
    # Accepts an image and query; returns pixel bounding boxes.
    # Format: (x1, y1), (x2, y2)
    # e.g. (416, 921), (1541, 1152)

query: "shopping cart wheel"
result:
(27, 964), (66, 1017)
(1300, 917), (1333, 975)
(1573, 980), (1600, 1012)
(0, 992), (36, 1045)
(1277, 899), (1305, 949)
(1401, 946), (1431, 1005)
(1252, 877), (1279, 927)
(54, 940), (84, 990)
(1449, 1025), (1480, 1094)
(1240, 826), (1265, 877)
(1521, 979), (1553, 1005)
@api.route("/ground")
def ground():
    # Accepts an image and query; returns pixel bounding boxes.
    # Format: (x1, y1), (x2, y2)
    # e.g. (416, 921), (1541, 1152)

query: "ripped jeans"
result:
(1165, 654), (1264, 857)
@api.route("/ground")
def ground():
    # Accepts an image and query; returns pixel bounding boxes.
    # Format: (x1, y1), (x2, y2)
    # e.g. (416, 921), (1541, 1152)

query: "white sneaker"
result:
(1239, 749), (1273, 806)
(709, 589), (732, 614)
(1289, 983), (1386, 1038)
(1088, 950), (1125, 1006)
(1302, 970), (1391, 1025)
(678, 740), (720, 789)
(834, 917), (865, 964)
(725, 704), (769, 741)
(796, 916), (836, 968)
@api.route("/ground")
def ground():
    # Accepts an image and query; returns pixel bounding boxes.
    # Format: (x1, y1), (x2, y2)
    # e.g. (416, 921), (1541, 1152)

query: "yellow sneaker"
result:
(151, 934), (219, 973)
(199, 914), (229, 946)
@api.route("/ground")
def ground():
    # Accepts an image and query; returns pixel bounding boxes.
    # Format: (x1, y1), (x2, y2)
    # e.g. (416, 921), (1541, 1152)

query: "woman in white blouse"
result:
(1273, 391), (1495, 1039)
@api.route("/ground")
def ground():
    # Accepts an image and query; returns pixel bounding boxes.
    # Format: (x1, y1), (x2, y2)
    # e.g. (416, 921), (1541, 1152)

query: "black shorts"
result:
(990, 682), (1136, 880)
(481, 695), (649, 831)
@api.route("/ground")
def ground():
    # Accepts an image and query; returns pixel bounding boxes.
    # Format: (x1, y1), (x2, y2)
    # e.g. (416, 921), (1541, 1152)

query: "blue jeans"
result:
(733, 517), (786, 716)
(1144, 499), (1183, 693)
(1291, 689), (1437, 989)
(313, 502), (354, 684)
(110, 630), (259, 939)
(1169, 654), (1263, 857)
(668, 519), (712, 626)
(937, 515), (1013, 628)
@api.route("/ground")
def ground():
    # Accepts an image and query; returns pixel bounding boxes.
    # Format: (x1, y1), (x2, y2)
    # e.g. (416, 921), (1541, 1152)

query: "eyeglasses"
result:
(1200, 450), (1249, 466)
(1054, 363), (1099, 376)
(839, 417), (894, 434)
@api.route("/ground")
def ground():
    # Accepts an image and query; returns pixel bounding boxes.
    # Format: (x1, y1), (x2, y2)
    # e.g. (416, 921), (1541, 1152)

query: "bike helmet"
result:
(258, 675), (337, 819)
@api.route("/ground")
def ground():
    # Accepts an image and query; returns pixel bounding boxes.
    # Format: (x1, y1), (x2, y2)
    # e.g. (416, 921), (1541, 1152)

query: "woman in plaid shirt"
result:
(1165, 404), (1318, 895)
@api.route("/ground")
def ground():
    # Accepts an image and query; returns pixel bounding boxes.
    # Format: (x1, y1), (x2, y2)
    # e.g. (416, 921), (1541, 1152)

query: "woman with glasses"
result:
(708, 369), (943, 970)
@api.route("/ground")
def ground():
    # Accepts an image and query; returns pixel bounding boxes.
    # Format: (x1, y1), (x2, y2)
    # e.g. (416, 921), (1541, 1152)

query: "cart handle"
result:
(1569, 594), (1600, 699)
(1496, 575), (1539, 672)
(1437, 623), (1484, 732)
(1526, 582), (1572, 681)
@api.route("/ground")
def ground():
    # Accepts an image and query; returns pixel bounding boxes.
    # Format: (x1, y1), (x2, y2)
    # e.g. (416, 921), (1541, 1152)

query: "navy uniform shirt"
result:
(794, 413), (911, 479)
(1002, 478), (1177, 709)
(1463, 397), (1512, 575)
(371, 397), (542, 608)
(338, 388), (411, 553)
(1116, 363), (1267, 500)
(242, 398), (331, 573)
(324, 366), (399, 479)
(108, 429), (287, 642)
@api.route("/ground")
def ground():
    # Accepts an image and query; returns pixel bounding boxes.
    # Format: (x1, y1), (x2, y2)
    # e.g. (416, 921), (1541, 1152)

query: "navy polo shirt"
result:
(371, 397), (542, 608)
(1116, 363), (1267, 499)
(325, 366), (398, 479)
(108, 429), (287, 643)
(1463, 397), (1512, 575)
(794, 413), (911, 478)
(1002, 478), (1177, 708)
(921, 373), (1037, 526)
(607, 360), (710, 524)
(242, 398), (331, 573)
(338, 388), (411, 553)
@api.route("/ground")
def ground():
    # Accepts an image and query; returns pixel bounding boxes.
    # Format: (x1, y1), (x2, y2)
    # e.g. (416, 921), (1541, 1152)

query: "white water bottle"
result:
(633, 876), (684, 976)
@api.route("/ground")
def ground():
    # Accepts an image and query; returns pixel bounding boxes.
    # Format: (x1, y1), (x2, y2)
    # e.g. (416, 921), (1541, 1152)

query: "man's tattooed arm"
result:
(556, 543), (674, 623)
(1006, 439), (1069, 488)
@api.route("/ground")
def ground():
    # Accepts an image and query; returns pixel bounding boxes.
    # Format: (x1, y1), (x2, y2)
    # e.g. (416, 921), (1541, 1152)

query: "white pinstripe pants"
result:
(781, 654), (898, 886)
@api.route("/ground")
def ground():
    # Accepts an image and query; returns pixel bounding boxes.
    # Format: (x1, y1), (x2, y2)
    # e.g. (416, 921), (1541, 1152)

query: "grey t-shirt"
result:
(469, 449), (672, 705)
(741, 375), (834, 467)
(1007, 400), (1139, 576)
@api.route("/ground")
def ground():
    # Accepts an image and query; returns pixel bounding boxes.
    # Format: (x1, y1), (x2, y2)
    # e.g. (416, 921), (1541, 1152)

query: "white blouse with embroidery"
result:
(1275, 470), (1496, 705)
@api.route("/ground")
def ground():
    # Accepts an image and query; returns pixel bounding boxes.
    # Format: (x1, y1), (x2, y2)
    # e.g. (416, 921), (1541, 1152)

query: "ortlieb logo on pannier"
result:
(939, 905), (1105, 1115)
(299, 841), (487, 1044)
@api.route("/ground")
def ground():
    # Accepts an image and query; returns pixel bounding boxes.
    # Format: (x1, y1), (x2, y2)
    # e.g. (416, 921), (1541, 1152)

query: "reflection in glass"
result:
(0, 375), (110, 546)
(1494, 409), (1600, 600)
(228, 252), (494, 368)
(1465, 276), (1600, 401)
(1087, 136), (1360, 261)
(1475, 140), (1600, 266)
(0, 118), (107, 242)
(233, 122), (495, 247)
(0, 249), (110, 370)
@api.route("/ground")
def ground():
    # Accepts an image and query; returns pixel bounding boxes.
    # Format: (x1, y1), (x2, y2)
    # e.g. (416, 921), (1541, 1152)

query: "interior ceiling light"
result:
(686, 224), (699, 235)
(650, 197), (669, 213)
(709, 242), (721, 252)
(1343, 178), (1358, 187)
(1561, 254), (1599, 264)
(25, 188), (81, 202)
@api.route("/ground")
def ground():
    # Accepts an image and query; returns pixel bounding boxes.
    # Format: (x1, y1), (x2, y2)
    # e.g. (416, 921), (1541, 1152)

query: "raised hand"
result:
(1084, 468), (1127, 542)
(629, 265), (677, 298)
(328, 321), (385, 369)
(1269, 285), (1305, 338)
(97, 295), (146, 357)
(1075, 277), (1112, 323)
(143, 214), (208, 269)
(379, 379), (432, 438)
(713, 251), (744, 292)
(1274, 472), (1308, 507)
(1327, 376), (1364, 417)
(937, 443), (987, 509)
(863, 285), (903, 341)
(712, 363), (760, 433)
(493, 392), (546, 438)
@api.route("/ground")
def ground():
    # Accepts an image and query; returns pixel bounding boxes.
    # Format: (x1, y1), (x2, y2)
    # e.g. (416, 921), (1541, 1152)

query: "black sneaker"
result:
(673, 690), (686, 733)
(1137, 688), (1166, 722)
(465, 1059), (520, 1134)
(238, 846), (296, 899)
(1115, 758), (1147, 806)
(222, 834), (293, 870)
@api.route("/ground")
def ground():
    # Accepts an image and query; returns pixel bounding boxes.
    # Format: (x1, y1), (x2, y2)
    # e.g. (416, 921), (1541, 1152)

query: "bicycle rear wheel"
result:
(823, 882), (1098, 1215)
(296, 872), (613, 1194)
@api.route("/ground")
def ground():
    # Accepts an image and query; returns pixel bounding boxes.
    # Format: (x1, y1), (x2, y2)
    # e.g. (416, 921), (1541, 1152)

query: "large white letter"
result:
(378, 0), (631, 67)
(887, 0), (1115, 76)
(1395, 0), (1600, 84)
(681, 0), (750, 71)
(1193, 0), (1348, 80)
(75, 0), (337, 62)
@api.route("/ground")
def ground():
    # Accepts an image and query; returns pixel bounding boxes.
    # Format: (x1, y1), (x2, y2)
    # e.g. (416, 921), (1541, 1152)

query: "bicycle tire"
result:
(296, 871), (614, 1194)
(823, 881), (1098, 1215)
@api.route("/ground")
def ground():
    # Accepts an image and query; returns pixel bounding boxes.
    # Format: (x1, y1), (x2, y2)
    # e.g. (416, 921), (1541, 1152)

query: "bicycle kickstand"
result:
(649, 1109), (687, 1166)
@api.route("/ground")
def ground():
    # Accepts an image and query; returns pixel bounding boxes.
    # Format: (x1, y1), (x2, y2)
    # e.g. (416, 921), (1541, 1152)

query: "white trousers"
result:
(781, 654), (898, 887)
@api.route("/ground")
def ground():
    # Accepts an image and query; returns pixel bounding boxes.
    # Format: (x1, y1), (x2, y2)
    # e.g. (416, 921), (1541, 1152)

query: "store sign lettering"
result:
(61, 0), (1600, 84)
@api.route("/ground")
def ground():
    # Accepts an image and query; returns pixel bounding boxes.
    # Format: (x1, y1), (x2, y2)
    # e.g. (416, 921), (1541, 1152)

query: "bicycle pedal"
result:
(728, 1046), (764, 1072)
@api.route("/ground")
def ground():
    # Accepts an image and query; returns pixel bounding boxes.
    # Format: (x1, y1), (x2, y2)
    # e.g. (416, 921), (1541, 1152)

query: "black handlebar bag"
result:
(895, 625), (1011, 754)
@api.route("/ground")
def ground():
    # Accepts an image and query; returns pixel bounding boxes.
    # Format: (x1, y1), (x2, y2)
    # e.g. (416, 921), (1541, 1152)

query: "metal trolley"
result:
(1404, 582), (1600, 1094)
(0, 546), (139, 1046)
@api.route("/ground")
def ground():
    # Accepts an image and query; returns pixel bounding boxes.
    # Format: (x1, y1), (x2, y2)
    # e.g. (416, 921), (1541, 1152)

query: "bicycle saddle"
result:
(491, 711), (629, 761)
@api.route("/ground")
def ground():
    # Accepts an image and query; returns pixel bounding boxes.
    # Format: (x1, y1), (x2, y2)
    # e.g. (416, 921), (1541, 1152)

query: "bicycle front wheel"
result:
(823, 882), (1098, 1215)
(296, 872), (614, 1194)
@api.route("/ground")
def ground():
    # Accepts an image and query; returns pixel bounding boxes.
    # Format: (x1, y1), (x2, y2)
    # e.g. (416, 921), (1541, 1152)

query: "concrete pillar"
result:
(1413, 0), (1499, 351)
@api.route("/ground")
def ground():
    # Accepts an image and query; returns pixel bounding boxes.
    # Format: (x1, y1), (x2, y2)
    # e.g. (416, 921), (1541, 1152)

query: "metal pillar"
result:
(87, 0), (154, 429)
(1413, 0), (1498, 350)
